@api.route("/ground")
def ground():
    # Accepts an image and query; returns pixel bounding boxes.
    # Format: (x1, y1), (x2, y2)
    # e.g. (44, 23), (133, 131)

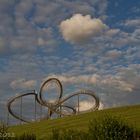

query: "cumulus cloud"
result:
(105, 50), (122, 59)
(76, 101), (95, 112)
(101, 76), (134, 92)
(99, 102), (104, 110)
(44, 74), (134, 93)
(44, 74), (100, 85)
(59, 14), (107, 44)
(0, 37), (6, 52)
(75, 101), (104, 111)
(118, 64), (140, 90)
(105, 29), (120, 36)
(10, 79), (37, 90)
(124, 18), (140, 27)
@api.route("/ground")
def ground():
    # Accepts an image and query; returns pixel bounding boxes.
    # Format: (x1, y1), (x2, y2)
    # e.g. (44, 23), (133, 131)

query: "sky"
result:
(0, 0), (140, 123)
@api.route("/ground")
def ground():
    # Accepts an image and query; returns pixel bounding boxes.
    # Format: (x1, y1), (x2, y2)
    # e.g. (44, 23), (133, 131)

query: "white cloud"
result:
(99, 102), (104, 110)
(60, 14), (107, 44)
(76, 101), (95, 112)
(44, 74), (100, 85)
(118, 64), (140, 90)
(105, 29), (120, 36)
(10, 79), (37, 90)
(124, 19), (140, 27)
(0, 37), (6, 52)
(75, 101), (104, 111)
(37, 37), (57, 48)
(105, 49), (122, 59)
(101, 76), (134, 92)
(44, 73), (135, 93)
(38, 38), (45, 46)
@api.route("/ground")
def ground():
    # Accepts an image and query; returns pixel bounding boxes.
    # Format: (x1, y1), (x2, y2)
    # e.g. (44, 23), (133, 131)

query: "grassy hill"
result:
(9, 104), (140, 139)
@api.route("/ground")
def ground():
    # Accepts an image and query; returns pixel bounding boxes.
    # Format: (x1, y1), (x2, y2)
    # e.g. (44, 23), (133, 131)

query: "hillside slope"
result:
(9, 104), (140, 139)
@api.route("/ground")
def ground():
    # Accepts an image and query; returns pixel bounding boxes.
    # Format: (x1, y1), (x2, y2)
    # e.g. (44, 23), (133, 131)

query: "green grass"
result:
(9, 104), (140, 139)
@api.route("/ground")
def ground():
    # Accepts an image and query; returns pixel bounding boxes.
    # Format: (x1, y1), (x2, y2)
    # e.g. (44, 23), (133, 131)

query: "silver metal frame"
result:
(7, 78), (100, 123)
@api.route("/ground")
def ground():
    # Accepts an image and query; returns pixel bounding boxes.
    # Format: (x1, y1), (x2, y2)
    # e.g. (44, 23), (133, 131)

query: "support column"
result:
(20, 97), (22, 125)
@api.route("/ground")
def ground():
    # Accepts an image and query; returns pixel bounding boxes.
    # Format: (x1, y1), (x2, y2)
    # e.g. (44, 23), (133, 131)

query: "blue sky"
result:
(0, 0), (140, 123)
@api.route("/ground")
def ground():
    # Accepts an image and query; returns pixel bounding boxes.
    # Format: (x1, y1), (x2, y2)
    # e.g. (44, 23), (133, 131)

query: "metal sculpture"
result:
(7, 78), (100, 123)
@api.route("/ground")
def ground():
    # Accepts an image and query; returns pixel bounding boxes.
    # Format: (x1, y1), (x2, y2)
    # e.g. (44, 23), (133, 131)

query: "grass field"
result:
(9, 104), (140, 139)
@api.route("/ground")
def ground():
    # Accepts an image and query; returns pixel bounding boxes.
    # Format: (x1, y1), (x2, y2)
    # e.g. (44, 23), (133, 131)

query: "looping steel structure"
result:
(7, 78), (100, 123)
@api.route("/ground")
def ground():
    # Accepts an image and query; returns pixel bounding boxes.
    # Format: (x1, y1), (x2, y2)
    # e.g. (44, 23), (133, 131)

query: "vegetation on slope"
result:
(50, 115), (139, 140)
(8, 104), (140, 139)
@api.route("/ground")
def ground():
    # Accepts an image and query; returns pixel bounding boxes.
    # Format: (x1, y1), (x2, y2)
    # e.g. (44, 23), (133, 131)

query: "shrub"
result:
(50, 115), (139, 140)
(50, 128), (88, 140)
(15, 133), (36, 140)
(0, 122), (9, 140)
(0, 122), (8, 135)
(0, 122), (36, 140)
(88, 115), (137, 140)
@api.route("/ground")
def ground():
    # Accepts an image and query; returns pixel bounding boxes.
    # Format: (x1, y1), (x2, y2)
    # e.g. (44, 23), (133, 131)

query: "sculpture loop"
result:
(7, 78), (100, 123)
